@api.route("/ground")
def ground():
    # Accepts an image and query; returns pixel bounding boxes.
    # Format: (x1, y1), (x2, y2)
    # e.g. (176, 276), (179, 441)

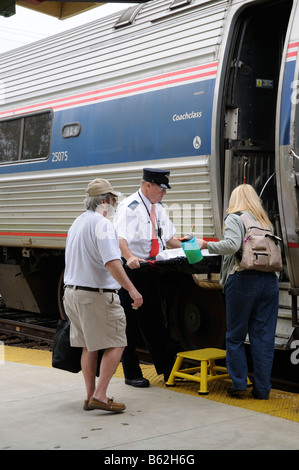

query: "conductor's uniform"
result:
(114, 168), (179, 386)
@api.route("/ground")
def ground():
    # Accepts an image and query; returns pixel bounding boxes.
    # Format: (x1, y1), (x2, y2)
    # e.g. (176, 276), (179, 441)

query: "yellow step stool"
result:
(166, 348), (230, 395)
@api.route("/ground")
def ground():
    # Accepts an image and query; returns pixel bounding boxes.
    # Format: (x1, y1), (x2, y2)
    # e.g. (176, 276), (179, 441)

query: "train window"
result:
(62, 122), (81, 138)
(0, 111), (52, 164)
(22, 113), (52, 160)
(0, 119), (21, 162)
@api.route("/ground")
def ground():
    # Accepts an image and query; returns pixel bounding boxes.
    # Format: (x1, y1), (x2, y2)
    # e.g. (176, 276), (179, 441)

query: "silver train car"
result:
(0, 0), (299, 350)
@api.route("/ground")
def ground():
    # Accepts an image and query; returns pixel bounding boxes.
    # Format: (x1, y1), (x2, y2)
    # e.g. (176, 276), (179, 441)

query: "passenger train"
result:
(0, 0), (299, 351)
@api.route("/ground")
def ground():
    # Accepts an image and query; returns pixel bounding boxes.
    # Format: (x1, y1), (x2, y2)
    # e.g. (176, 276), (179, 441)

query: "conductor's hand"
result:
(129, 287), (143, 310)
(126, 255), (146, 269)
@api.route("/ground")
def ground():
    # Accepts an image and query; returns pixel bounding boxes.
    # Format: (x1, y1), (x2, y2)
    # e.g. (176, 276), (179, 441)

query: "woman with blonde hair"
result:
(226, 183), (272, 228)
(198, 184), (279, 399)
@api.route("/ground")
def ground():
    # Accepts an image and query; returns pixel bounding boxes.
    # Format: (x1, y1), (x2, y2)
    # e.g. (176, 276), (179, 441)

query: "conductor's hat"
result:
(143, 168), (171, 189)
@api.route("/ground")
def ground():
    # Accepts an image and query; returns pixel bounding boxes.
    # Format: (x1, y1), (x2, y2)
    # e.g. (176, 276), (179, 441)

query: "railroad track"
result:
(0, 309), (56, 349)
(1, 309), (299, 394)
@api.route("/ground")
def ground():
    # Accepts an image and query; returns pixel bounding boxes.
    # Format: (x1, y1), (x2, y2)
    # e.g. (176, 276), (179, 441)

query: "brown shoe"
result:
(88, 397), (126, 412)
(83, 400), (91, 411)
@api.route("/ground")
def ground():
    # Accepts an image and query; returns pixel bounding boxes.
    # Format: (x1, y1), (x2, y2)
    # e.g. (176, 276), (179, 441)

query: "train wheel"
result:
(57, 269), (67, 320)
(172, 279), (226, 350)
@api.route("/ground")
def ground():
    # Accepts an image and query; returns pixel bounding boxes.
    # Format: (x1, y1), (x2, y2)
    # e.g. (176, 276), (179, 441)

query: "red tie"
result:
(149, 204), (159, 257)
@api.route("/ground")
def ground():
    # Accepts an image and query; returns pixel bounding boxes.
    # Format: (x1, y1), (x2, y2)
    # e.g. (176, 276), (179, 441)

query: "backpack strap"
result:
(223, 211), (242, 222)
(224, 212), (244, 262)
(240, 212), (260, 230)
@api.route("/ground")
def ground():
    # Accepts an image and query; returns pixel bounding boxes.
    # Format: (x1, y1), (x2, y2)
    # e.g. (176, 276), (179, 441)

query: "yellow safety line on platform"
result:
(4, 345), (53, 367)
(4, 346), (299, 423)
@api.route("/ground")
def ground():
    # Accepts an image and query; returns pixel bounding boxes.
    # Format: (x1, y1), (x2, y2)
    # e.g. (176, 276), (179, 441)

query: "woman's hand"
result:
(197, 238), (208, 249)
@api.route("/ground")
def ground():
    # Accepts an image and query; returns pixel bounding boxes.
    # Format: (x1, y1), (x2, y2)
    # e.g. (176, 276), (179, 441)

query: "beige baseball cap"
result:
(85, 178), (121, 197)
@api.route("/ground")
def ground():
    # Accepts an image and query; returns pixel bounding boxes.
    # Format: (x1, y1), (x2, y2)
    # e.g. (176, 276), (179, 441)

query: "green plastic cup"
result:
(180, 236), (203, 264)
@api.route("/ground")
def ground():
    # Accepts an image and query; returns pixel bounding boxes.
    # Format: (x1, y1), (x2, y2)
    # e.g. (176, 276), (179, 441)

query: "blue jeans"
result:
(224, 270), (279, 398)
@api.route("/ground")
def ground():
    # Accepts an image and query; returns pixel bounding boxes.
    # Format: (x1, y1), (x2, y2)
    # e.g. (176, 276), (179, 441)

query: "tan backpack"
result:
(237, 212), (282, 272)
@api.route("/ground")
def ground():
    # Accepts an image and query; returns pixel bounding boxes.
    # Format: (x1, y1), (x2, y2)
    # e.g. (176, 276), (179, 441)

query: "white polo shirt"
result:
(114, 190), (175, 259)
(64, 210), (122, 289)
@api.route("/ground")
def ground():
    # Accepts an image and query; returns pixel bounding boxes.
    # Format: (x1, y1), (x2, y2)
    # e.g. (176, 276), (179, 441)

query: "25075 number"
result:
(52, 151), (69, 162)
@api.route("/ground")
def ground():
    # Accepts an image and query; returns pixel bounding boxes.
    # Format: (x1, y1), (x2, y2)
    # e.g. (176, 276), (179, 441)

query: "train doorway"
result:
(222, 0), (292, 227)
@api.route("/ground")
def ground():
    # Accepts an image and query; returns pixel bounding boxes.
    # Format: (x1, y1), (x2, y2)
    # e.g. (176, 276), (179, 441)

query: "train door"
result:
(222, 0), (292, 245)
(276, 2), (299, 290)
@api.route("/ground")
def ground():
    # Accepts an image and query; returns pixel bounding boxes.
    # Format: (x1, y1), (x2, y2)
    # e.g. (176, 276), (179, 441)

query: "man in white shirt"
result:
(114, 168), (181, 387)
(64, 178), (143, 412)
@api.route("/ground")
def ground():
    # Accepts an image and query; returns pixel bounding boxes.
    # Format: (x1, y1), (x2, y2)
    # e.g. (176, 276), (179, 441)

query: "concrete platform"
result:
(1, 358), (299, 451)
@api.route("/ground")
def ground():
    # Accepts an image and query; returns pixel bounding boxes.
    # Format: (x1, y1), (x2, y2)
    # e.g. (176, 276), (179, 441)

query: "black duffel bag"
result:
(52, 319), (82, 373)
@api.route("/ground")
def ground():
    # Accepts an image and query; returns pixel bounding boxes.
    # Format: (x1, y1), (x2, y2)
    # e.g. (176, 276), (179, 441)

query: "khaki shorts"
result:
(63, 288), (127, 352)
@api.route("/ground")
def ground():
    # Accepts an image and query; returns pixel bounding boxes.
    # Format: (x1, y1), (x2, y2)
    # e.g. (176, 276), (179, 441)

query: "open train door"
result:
(276, 2), (299, 292)
(276, 1), (299, 327)
(220, 0), (297, 329)
(222, 0), (292, 223)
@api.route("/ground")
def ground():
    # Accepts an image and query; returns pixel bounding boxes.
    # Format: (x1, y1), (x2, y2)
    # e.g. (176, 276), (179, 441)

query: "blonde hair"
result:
(226, 184), (272, 228)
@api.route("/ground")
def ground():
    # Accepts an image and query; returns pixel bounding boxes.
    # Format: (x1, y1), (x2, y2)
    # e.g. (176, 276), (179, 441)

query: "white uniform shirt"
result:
(64, 210), (122, 289)
(114, 190), (175, 259)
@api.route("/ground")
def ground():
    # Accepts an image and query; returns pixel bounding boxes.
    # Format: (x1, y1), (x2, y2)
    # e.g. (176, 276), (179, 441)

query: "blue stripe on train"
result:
(280, 60), (296, 146)
(0, 79), (215, 175)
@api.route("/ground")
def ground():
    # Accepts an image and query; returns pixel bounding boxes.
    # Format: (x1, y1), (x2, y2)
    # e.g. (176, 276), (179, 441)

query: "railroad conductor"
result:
(114, 168), (181, 387)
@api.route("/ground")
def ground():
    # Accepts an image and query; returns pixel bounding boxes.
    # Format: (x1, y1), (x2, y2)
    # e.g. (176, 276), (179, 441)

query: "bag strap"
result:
(223, 212), (244, 263)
